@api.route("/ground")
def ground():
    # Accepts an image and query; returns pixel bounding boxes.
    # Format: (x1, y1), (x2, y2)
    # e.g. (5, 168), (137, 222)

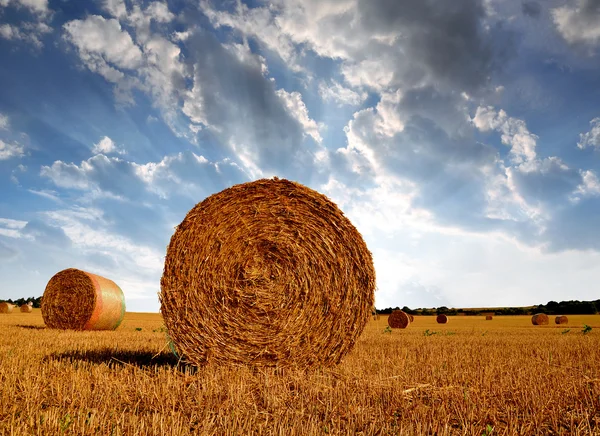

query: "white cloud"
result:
(0, 21), (51, 48)
(63, 16), (143, 70)
(0, 113), (8, 130)
(0, 0), (48, 15)
(318, 80), (367, 106)
(552, 0), (600, 45)
(473, 106), (538, 164)
(275, 89), (323, 143)
(573, 170), (600, 199)
(577, 117), (600, 150)
(92, 136), (122, 155)
(0, 139), (25, 160)
(0, 217), (27, 238)
(145, 2), (174, 23)
(41, 151), (248, 201)
(103, 0), (127, 19)
(43, 207), (163, 272)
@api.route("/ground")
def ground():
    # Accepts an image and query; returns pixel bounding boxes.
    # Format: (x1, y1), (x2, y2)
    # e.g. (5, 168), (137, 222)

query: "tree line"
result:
(376, 299), (600, 316)
(0, 296), (42, 308)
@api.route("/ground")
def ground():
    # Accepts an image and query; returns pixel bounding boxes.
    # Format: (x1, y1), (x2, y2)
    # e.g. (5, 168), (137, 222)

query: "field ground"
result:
(1, 311), (599, 435)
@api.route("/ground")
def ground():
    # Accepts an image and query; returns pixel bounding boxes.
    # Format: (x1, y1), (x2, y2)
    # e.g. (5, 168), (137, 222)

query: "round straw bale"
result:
(555, 315), (568, 325)
(388, 310), (410, 329)
(531, 313), (549, 325)
(436, 314), (448, 324)
(20, 304), (32, 313)
(408, 314), (414, 322)
(160, 178), (376, 368)
(485, 315), (493, 320)
(0, 302), (14, 313)
(42, 268), (125, 330)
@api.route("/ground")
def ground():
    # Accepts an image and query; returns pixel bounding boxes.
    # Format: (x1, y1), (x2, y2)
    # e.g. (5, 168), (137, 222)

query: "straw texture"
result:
(408, 314), (414, 322)
(160, 178), (376, 368)
(0, 302), (13, 314)
(436, 314), (448, 324)
(555, 315), (568, 325)
(531, 313), (549, 326)
(42, 268), (125, 330)
(20, 304), (32, 313)
(388, 310), (410, 329)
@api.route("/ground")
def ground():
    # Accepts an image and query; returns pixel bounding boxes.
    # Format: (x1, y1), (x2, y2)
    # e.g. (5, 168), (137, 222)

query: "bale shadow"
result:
(45, 349), (198, 373)
(16, 325), (46, 330)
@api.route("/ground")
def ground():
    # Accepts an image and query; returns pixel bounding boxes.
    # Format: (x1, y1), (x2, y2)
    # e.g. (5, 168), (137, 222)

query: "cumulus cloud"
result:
(577, 117), (600, 150)
(275, 89), (323, 144)
(0, 139), (25, 160)
(552, 0), (600, 45)
(63, 16), (143, 70)
(0, 21), (51, 48)
(201, 0), (515, 95)
(473, 106), (538, 164)
(92, 136), (122, 155)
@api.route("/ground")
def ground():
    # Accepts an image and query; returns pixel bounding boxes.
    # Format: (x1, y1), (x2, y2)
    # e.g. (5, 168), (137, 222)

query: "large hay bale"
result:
(42, 268), (125, 330)
(555, 315), (568, 325)
(160, 178), (376, 368)
(436, 314), (448, 324)
(388, 310), (410, 329)
(20, 304), (32, 313)
(485, 315), (493, 320)
(531, 313), (549, 326)
(0, 302), (13, 314)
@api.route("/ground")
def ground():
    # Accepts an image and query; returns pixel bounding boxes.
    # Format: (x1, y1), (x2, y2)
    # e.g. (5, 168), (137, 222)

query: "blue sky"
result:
(1, 0), (600, 312)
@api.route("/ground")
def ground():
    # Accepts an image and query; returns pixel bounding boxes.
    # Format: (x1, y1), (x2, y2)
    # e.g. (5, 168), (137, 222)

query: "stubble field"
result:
(1, 311), (599, 435)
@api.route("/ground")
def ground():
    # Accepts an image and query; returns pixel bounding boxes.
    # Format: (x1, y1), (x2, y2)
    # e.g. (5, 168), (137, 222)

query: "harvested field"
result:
(2, 312), (599, 435)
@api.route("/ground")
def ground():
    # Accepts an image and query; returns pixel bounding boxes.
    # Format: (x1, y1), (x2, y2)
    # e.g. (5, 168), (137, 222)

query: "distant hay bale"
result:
(42, 268), (126, 330)
(436, 314), (448, 324)
(0, 302), (14, 314)
(160, 178), (376, 368)
(531, 313), (549, 326)
(555, 315), (568, 325)
(388, 310), (411, 329)
(485, 315), (493, 320)
(408, 314), (414, 322)
(20, 304), (32, 313)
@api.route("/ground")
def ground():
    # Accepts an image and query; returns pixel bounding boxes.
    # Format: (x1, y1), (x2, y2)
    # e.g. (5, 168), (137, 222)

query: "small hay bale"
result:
(388, 310), (411, 329)
(408, 314), (414, 322)
(20, 304), (32, 313)
(436, 314), (448, 324)
(555, 315), (568, 325)
(42, 268), (125, 330)
(160, 178), (376, 368)
(485, 315), (493, 320)
(531, 313), (549, 326)
(0, 302), (14, 314)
